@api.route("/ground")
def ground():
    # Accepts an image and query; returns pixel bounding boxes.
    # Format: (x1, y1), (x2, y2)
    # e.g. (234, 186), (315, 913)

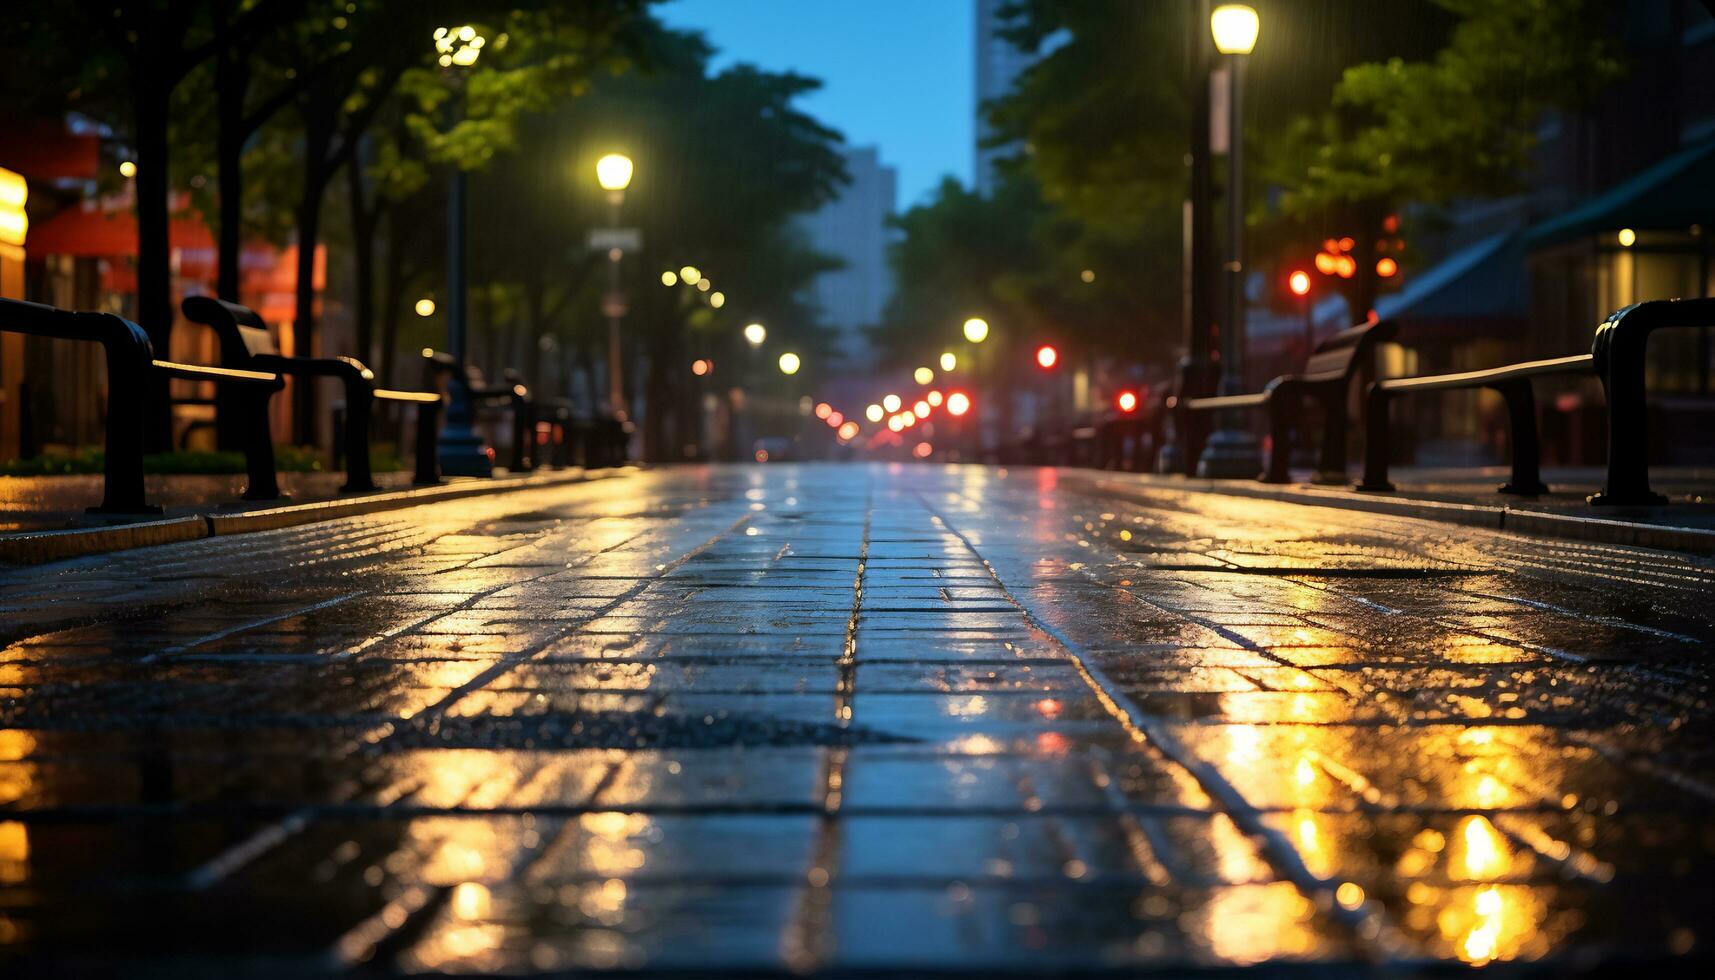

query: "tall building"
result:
(798, 145), (897, 366)
(974, 0), (1036, 196)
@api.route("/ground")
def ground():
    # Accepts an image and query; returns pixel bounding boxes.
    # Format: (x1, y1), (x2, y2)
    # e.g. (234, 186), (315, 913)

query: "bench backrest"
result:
(1300, 318), (1398, 384)
(181, 296), (279, 365)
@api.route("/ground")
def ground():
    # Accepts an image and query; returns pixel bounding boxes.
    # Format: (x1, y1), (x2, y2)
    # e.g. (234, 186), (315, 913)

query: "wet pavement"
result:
(3, 462), (1715, 976)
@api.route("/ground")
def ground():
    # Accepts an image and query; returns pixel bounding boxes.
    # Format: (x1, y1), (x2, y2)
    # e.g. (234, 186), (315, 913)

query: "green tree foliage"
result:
(1262, 0), (1624, 312)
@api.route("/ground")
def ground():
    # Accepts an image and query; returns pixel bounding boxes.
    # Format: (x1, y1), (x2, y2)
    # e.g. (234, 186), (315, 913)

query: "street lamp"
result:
(433, 24), (493, 477)
(1198, 3), (1264, 479)
(743, 322), (767, 347)
(597, 152), (633, 418)
(963, 317), (990, 344)
(778, 352), (801, 375)
(940, 351), (957, 372)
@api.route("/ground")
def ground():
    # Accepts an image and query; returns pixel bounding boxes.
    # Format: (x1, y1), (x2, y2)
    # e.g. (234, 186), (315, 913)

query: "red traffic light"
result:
(1288, 270), (1311, 296)
(1116, 390), (1139, 413)
(1035, 344), (1059, 369)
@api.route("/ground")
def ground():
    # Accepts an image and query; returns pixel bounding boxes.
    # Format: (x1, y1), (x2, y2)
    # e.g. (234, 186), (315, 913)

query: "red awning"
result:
(0, 114), (101, 182)
(27, 203), (216, 258)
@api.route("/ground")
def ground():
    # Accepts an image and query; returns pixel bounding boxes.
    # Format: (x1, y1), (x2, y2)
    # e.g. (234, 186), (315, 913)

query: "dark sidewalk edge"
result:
(0, 466), (638, 566)
(1073, 471), (1715, 555)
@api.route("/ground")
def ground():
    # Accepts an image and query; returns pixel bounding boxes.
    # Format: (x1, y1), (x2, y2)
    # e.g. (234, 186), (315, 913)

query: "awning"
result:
(27, 202), (215, 257)
(1524, 137), (1715, 248)
(1375, 230), (1527, 324)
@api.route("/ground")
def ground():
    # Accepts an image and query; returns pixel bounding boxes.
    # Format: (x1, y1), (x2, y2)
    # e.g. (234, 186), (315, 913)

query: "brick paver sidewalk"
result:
(3, 463), (1714, 974)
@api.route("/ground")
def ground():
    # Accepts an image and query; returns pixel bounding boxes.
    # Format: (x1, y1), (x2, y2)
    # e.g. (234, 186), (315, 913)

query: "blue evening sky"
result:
(658, 0), (975, 208)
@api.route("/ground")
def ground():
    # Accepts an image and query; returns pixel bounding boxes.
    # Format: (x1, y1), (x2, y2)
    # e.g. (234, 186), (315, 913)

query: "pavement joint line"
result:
(919, 486), (1408, 964)
(153, 590), (373, 658)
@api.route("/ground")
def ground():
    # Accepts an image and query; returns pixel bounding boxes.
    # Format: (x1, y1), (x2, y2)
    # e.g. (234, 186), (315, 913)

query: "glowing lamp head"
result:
(1210, 4), (1259, 54)
(939, 352), (957, 372)
(838, 421), (859, 440)
(681, 266), (702, 285)
(914, 367), (934, 385)
(887, 415), (905, 432)
(414, 298), (437, 317)
(777, 352), (801, 375)
(962, 317), (990, 344)
(1035, 345), (1059, 369)
(815, 402), (832, 419)
(660, 270), (678, 286)
(1617, 228), (1636, 248)
(946, 392), (971, 417)
(1375, 257), (1399, 278)
(596, 153), (633, 191)
(865, 404), (884, 423)
(913, 400), (931, 417)
(691, 359), (711, 376)
(882, 394), (902, 413)
(926, 390), (943, 407)
(743, 322), (766, 346)
(1288, 271), (1311, 296)
(827, 411), (844, 427)
(1116, 390), (1139, 414)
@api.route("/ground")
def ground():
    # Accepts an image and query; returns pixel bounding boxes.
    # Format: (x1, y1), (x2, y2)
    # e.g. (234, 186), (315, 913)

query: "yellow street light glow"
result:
(1210, 4), (1259, 54)
(914, 367), (933, 385)
(414, 298), (436, 317)
(1080, 269), (1096, 283)
(778, 352), (801, 375)
(596, 153), (634, 191)
(888, 415), (905, 432)
(710, 291), (725, 308)
(882, 394), (902, 413)
(900, 411), (916, 426)
(939, 352), (957, 372)
(661, 270), (678, 286)
(946, 391), (971, 416)
(865, 403), (884, 423)
(963, 317), (990, 343)
(696, 278), (710, 292)
(743, 322), (767, 346)
(1617, 228), (1636, 247)
(926, 390), (943, 407)
(913, 399), (930, 417)
(118, 160), (138, 179)
(680, 266), (702, 285)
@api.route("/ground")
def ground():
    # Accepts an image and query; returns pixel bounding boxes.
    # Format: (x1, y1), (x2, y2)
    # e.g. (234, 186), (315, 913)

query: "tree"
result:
(1260, 0), (1624, 314)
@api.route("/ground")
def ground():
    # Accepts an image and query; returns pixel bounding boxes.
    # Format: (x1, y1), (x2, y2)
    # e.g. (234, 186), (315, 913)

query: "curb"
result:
(0, 466), (637, 566)
(1074, 473), (1715, 555)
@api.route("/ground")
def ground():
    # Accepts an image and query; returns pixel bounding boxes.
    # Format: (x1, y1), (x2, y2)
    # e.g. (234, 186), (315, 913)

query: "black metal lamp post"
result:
(434, 25), (493, 477)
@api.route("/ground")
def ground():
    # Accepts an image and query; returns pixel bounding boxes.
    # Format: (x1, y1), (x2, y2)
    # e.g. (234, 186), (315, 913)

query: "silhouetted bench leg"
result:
(1357, 385), (1395, 492)
(341, 387), (377, 493)
(509, 398), (532, 472)
(1591, 312), (1667, 505)
(414, 401), (442, 486)
(241, 385), (280, 501)
(1493, 378), (1548, 495)
(91, 347), (156, 515)
(1262, 390), (1293, 483)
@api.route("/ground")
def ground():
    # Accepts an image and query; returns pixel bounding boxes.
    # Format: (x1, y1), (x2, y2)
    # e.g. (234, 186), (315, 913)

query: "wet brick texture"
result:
(3, 463), (1715, 974)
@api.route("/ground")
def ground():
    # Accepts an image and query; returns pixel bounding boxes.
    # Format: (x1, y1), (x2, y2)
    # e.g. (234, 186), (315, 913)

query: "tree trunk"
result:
(133, 61), (175, 452)
(378, 204), (405, 389)
(346, 157), (377, 368)
(292, 176), (326, 445)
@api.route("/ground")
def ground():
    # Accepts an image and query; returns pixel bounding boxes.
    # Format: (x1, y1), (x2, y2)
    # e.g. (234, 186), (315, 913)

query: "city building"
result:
(796, 144), (898, 368)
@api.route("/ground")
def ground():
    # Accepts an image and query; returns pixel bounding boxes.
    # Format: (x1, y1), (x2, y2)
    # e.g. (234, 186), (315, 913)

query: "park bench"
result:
(0, 296), (282, 513)
(1356, 297), (1715, 503)
(1356, 353), (1595, 495)
(421, 350), (534, 472)
(181, 297), (442, 492)
(1182, 318), (1397, 483)
(1589, 296), (1715, 505)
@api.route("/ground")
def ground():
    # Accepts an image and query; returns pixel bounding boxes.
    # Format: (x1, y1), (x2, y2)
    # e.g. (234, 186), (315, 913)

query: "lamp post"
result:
(433, 25), (493, 477)
(596, 153), (634, 417)
(1198, 3), (1263, 479)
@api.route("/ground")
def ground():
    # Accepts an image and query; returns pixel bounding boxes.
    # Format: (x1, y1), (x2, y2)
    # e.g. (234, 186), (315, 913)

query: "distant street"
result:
(4, 463), (1714, 973)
